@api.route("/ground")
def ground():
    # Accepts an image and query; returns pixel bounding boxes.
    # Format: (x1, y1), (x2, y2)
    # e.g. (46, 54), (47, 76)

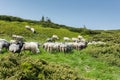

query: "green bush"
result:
(86, 44), (120, 67)
(0, 53), (84, 80)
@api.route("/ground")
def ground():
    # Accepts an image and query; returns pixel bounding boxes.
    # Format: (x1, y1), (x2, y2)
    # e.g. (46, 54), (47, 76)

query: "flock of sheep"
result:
(0, 25), (105, 54)
(0, 34), (87, 54)
(43, 35), (88, 53)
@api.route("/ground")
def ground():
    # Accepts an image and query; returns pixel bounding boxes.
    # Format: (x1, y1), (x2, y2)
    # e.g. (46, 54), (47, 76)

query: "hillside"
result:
(0, 15), (120, 43)
(0, 20), (80, 42)
(0, 15), (120, 80)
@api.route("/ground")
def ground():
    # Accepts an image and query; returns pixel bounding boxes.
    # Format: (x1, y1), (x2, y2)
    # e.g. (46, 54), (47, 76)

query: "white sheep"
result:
(81, 38), (86, 42)
(52, 35), (59, 40)
(43, 42), (61, 52)
(63, 37), (70, 42)
(25, 25), (36, 33)
(25, 25), (31, 30)
(12, 34), (24, 40)
(71, 38), (79, 42)
(10, 40), (17, 44)
(30, 27), (35, 33)
(59, 43), (72, 53)
(9, 41), (24, 53)
(71, 41), (87, 50)
(78, 35), (83, 40)
(21, 42), (40, 53)
(46, 38), (54, 42)
(46, 42), (55, 52)
(0, 38), (6, 41)
(43, 42), (49, 51)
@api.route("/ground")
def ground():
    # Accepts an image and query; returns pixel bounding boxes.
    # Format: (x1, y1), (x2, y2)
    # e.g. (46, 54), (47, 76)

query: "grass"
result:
(24, 47), (120, 80)
(1, 49), (120, 79)
(0, 20), (80, 43)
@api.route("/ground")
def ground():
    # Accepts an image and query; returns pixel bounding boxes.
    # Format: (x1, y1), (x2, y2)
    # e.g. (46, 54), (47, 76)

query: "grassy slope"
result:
(0, 20), (120, 79)
(30, 47), (120, 80)
(0, 20), (80, 42)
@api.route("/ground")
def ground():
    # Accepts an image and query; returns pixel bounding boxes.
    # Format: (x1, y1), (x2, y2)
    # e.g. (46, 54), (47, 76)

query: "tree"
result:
(46, 17), (51, 23)
(41, 16), (45, 22)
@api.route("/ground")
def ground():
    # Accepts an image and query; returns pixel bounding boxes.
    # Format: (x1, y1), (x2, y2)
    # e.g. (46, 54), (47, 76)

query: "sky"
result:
(0, 0), (120, 30)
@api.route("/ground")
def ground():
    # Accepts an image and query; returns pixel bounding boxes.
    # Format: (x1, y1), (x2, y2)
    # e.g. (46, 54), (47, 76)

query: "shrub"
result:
(86, 44), (120, 67)
(0, 53), (84, 80)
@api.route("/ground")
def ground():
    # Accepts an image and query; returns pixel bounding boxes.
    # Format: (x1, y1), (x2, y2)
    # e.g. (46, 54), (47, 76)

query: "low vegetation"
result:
(0, 53), (84, 80)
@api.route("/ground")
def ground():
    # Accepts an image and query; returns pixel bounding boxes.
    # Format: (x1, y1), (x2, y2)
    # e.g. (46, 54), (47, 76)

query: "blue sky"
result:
(0, 0), (120, 30)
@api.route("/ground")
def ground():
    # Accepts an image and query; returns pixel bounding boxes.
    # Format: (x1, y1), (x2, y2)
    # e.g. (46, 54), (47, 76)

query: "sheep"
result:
(0, 39), (10, 49)
(64, 43), (73, 52)
(43, 42), (50, 50)
(12, 34), (16, 39)
(78, 35), (83, 40)
(21, 42), (40, 53)
(59, 43), (67, 53)
(81, 38), (86, 42)
(43, 42), (60, 52)
(0, 38), (6, 41)
(25, 25), (31, 30)
(78, 35), (87, 42)
(43, 42), (58, 52)
(52, 35), (59, 39)
(43, 42), (73, 53)
(59, 43), (72, 53)
(10, 40), (17, 44)
(12, 34), (24, 41)
(46, 38), (54, 42)
(67, 41), (87, 50)
(0, 39), (10, 53)
(25, 25), (36, 33)
(71, 38), (79, 42)
(72, 42), (78, 49)
(43, 42), (61, 52)
(52, 42), (62, 52)
(46, 42), (55, 53)
(65, 42), (74, 48)
(30, 27), (36, 33)
(9, 41), (24, 53)
(46, 35), (59, 42)
(43, 42), (51, 51)
(75, 41), (88, 50)
(63, 37), (70, 42)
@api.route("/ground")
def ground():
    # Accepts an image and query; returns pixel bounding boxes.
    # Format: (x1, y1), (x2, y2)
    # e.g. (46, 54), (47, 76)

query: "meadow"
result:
(0, 15), (120, 80)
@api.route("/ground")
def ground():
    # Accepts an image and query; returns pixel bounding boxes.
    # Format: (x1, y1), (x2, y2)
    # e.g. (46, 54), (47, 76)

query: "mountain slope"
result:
(0, 20), (80, 42)
(0, 15), (120, 80)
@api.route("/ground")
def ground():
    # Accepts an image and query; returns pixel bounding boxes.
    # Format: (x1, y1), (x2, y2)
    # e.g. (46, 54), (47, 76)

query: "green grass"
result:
(22, 47), (120, 80)
(1, 49), (120, 80)
(0, 20), (80, 43)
